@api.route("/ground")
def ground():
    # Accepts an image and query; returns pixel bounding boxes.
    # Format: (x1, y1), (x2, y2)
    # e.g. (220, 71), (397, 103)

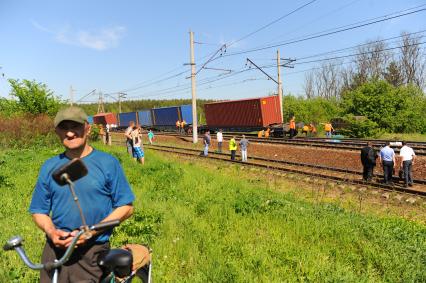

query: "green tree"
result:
(341, 80), (426, 133)
(8, 79), (60, 116)
(283, 95), (342, 124)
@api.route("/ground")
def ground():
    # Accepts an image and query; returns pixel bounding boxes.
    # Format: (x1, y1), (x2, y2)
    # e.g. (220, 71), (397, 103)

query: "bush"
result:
(341, 80), (426, 133)
(90, 125), (100, 141)
(0, 114), (57, 148)
(339, 115), (382, 138)
(7, 79), (61, 116)
(283, 95), (342, 124)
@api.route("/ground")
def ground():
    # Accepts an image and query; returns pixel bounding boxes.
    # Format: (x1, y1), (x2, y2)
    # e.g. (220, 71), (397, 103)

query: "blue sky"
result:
(0, 0), (425, 103)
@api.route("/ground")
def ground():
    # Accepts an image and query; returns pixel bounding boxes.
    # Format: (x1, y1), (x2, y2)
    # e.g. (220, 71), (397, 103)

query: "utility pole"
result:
(189, 30), (198, 143)
(69, 85), (74, 106)
(118, 92), (126, 113)
(97, 90), (105, 114)
(277, 50), (283, 123)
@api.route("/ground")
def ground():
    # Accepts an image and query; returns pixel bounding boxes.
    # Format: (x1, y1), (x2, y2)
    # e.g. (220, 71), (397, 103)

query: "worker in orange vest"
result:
(264, 127), (270, 138)
(289, 116), (296, 139)
(175, 120), (181, 133)
(180, 120), (186, 134)
(324, 122), (334, 138)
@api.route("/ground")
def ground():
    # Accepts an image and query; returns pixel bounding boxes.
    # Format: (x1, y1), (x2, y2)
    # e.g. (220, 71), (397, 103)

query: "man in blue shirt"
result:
(29, 106), (135, 282)
(378, 141), (396, 185)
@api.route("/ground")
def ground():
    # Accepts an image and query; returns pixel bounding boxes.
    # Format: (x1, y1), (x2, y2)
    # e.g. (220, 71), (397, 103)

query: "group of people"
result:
(175, 120), (187, 134)
(360, 141), (416, 187)
(203, 129), (250, 162)
(289, 116), (332, 138)
(125, 121), (155, 165)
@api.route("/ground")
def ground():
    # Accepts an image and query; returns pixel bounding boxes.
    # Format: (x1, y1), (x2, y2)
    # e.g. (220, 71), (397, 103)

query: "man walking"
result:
(399, 141), (415, 187)
(360, 141), (376, 182)
(29, 106), (135, 282)
(229, 136), (237, 160)
(203, 130), (211, 156)
(240, 135), (249, 162)
(379, 141), (396, 185)
(216, 129), (223, 153)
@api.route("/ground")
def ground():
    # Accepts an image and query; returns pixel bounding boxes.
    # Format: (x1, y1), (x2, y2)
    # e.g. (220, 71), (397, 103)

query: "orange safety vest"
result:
(176, 121), (180, 127)
(290, 119), (296, 129)
(325, 123), (332, 132)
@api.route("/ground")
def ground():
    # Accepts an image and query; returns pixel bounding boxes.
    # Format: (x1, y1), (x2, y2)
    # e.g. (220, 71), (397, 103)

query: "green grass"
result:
(0, 144), (425, 282)
(378, 132), (426, 142)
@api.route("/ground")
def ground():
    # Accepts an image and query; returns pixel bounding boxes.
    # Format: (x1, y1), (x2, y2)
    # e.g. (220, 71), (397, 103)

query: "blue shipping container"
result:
(87, 115), (94, 124)
(137, 110), (153, 126)
(179, 105), (193, 124)
(153, 106), (180, 126)
(118, 112), (138, 127)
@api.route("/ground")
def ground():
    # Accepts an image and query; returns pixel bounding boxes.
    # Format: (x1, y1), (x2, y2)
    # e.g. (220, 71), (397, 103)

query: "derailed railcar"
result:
(138, 110), (153, 127)
(93, 112), (117, 126)
(118, 112), (138, 128)
(179, 104), (193, 125)
(152, 106), (181, 130)
(204, 96), (282, 131)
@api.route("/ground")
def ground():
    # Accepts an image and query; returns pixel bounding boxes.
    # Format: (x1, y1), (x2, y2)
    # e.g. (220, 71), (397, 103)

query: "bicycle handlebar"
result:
(4, 219), (120, 271)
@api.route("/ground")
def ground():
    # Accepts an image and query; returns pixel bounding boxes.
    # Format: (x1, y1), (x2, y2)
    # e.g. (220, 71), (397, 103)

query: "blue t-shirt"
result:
(380, 146), (395, 162)
(29, 149), (135, 243)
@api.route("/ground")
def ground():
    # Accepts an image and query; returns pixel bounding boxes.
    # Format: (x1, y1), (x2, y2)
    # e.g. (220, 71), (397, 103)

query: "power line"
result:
(294, 30), (426, 62)
(222, 5), (426, 57)
(294, 41), (426, 65)
(228, 0), (318, 47)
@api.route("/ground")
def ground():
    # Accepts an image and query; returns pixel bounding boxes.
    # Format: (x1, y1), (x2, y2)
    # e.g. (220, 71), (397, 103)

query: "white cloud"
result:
(31, 20), (126, 51)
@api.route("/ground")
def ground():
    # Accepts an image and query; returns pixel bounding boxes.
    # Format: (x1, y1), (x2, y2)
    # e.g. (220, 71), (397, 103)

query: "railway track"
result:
(109, 137), (426, 197)
(151, 132), (426, 155)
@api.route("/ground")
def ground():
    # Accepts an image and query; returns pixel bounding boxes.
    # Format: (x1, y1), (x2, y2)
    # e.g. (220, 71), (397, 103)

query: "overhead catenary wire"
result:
(101, 3), (426, 101)
(221, 5), (426, 58)
(227, 0), (318, 48)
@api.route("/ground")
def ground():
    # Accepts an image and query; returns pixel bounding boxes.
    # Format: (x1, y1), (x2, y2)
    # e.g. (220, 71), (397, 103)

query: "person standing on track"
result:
(239, 135), (249, 162)
(229, 136), (237, 161)
(216, 129), (223, 153)
(289, 116), (296, 139)
(203, 130), (211, 157)
(324, 122), (334, 138)
(379, 141), (396, 185)
(124, 121), (135, 157)
(360, 141), (376, 182)
(29, 106), (135, 282)
(399, 141), (415, 187)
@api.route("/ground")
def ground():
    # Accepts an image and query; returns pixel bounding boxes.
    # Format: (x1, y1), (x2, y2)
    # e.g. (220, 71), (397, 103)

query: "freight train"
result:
(88, 96), (287, 135)
(90, 105), (193, 131)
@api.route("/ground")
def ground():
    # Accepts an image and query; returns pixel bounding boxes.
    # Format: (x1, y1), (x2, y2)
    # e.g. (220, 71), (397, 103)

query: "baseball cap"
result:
(54, 106), (88, 128)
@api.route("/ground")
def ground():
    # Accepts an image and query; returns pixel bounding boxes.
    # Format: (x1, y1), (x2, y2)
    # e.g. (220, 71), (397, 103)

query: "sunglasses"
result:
(57, 121), (85, 131)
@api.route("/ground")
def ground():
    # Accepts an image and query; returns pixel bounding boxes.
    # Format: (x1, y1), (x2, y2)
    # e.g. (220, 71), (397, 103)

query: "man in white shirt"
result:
(399, 141), (415, 187)
(216, 129), (223, 153)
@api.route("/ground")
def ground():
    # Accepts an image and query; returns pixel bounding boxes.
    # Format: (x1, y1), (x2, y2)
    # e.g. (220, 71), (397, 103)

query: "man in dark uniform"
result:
(360, 141), (376, 182)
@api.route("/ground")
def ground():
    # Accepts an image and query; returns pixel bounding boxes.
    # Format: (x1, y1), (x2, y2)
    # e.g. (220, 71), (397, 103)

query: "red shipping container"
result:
(93, 112), (117, 125)
(204, 96), (282, 127)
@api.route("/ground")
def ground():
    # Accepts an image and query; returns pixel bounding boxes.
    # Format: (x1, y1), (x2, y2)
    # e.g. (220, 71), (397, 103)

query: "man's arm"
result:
(71, 204), (134, 246)
(124, 129), (132, 139)
(32, 214), (74, 248)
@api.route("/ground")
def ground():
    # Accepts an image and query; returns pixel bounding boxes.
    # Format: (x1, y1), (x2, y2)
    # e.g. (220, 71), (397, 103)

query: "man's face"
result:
(55, 121), (90, 150)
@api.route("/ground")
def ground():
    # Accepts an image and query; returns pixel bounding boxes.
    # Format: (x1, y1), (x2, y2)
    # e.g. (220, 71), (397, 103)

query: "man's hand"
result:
(46, 228), (73, 249)
(66, 229), (95, 247)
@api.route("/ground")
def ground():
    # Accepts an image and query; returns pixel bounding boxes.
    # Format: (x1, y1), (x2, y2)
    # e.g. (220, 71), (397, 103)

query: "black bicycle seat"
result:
(98, 248), (133, 277)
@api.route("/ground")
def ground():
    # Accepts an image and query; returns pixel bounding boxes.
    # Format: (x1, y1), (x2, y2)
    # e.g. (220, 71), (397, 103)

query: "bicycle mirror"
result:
(52, 158), (88, 186)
